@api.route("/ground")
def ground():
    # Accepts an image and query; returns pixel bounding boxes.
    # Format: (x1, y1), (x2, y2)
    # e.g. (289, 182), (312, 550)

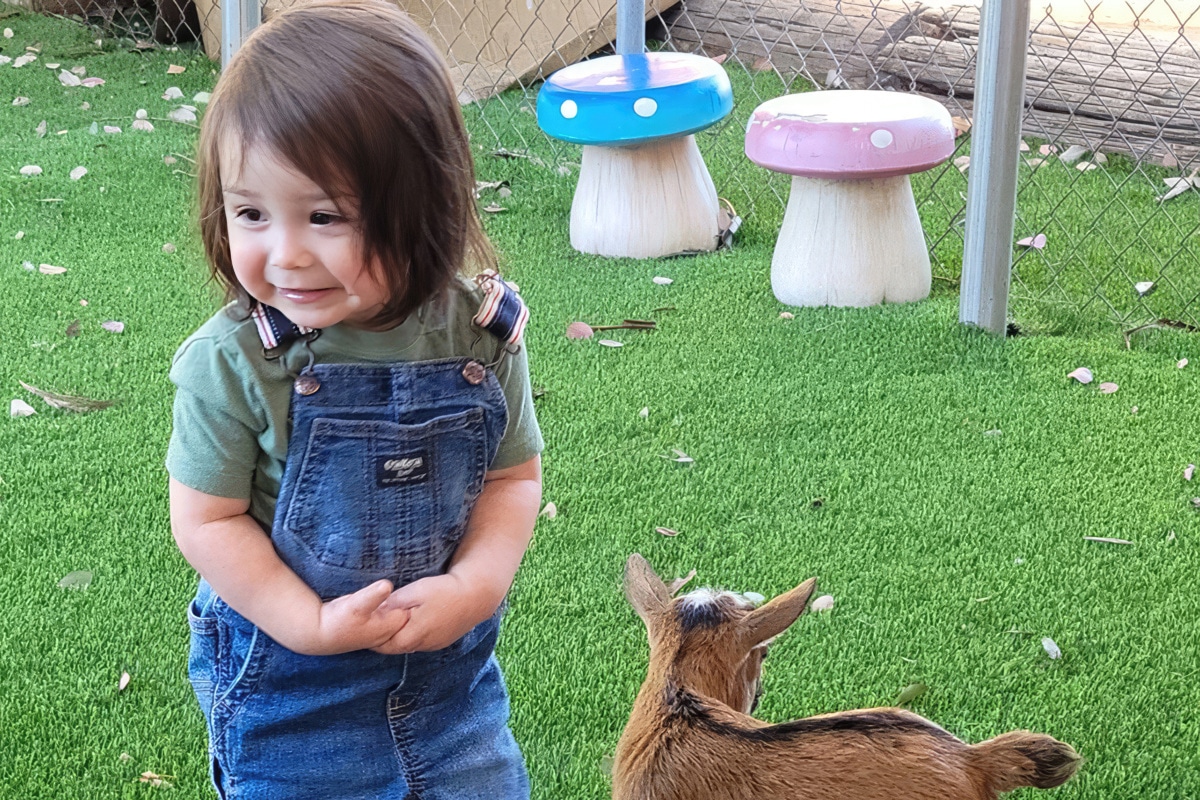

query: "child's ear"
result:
(737, 578), (817, 649)
(624, 553), (670, 627)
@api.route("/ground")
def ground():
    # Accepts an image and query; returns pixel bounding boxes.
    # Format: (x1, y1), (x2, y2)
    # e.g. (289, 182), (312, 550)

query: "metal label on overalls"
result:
(376, 453), (430, 487)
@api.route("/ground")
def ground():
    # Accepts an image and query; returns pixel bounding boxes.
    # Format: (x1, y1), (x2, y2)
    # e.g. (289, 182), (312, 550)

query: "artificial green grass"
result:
(2, 10), (1199, 798)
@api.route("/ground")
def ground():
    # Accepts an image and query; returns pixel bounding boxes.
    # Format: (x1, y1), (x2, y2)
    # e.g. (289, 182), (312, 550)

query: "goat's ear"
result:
(738, 577), (817, 648)
(624, 553), (670, 624)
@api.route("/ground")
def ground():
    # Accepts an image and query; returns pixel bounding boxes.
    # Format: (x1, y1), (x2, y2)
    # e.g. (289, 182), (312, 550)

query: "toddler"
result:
(166, 2), (543, 797)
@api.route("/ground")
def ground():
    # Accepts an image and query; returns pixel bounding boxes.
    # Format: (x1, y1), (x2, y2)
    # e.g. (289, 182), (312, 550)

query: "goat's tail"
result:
(968, 731), (1081, 793)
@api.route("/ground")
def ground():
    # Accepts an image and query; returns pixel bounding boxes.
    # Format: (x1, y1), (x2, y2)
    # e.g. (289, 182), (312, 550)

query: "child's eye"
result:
(235, 208), (262, 222)
(310, 212), (339, 226)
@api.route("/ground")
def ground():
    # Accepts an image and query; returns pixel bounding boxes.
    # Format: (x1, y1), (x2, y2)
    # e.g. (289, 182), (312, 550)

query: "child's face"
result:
(220, 140), (390, 329)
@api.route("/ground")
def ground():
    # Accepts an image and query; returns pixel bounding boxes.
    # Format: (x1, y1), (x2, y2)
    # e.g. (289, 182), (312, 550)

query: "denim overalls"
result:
(186, 277), (532, 799)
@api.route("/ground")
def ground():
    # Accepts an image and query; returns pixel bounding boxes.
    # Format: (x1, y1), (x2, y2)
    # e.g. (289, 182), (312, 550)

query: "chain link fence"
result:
(17, 0), (1200, 329)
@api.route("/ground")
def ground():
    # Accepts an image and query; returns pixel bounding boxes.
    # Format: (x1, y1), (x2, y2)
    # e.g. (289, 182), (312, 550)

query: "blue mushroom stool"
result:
(537, 51), (733, 258)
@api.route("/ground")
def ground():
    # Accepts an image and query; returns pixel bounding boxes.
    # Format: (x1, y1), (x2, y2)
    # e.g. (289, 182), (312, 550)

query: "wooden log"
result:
(666, 0), (1200, 164)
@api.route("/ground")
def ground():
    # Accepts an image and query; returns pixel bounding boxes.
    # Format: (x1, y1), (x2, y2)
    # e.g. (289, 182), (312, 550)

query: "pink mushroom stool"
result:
(745, 90), (955, 307)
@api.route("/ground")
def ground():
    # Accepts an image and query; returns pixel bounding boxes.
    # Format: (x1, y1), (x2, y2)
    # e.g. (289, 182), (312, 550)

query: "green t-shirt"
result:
(166, 277), (543, 530)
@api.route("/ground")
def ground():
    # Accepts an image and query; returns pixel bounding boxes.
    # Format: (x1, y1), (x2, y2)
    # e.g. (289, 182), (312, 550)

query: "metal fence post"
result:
(616, 0), (645, 55)
(959, 0), (1031, 335)
(221, 0), (262, 67)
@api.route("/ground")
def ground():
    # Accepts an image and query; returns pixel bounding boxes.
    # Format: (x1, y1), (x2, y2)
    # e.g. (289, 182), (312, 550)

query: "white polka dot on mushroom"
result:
(633, 97), (657, 117)
(560, 99), (578, 119)
(870, 129), (894, 148)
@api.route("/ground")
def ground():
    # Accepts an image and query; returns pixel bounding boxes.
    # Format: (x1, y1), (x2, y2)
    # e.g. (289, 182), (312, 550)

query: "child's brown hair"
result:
(196, 0), (494, 328)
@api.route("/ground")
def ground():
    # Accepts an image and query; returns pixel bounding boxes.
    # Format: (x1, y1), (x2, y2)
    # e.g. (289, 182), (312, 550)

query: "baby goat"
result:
(613, 554), (1080, 800)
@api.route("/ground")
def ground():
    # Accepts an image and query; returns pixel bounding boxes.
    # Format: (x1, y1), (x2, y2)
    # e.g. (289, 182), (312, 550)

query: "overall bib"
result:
(186, 278), (531, 800)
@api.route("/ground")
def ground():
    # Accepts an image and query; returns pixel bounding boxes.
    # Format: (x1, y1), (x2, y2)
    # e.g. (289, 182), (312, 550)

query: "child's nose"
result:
(269, 229), (315, 270)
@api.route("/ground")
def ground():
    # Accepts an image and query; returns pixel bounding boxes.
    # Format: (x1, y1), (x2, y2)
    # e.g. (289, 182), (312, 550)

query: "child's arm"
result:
(370, 454), (542, 653)
(170, 478), (411, 655)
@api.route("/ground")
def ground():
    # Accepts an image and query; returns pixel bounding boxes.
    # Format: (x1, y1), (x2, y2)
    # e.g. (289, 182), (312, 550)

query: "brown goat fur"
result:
(613, 554), (1081, 800)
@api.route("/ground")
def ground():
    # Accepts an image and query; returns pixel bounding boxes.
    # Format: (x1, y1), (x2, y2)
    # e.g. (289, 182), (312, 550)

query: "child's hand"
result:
(305, 579), (412, 655)
(368, 573), (495, 654)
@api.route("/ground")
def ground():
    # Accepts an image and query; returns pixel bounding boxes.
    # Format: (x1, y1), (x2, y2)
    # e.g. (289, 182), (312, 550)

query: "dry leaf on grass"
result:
(103, 125), (121, 133)
(951, 116), (971, 136)
(481, 203), (505, 214)
(779, 311), (794, 319)
(1178, 359), (1189, 369)
(1067, 367), (1093, 384)
(12, 96), (30, 106)
(655, 526), (679, 537)
(953, 155), (970, 172)
(1017, 233), (1047, 249)
(57, 69), (81, 87)
(35, 120), (45, 137)
(162, 86), (183, 100)
(168, 106), (197, 124)
(118, 671), (131, 692)
(1083, 536), (1132, 544)
(1098, 382), (1119, 394)
(811, 594), (835, 612)
(1041, 637), (1062, 659)
(101, 321), (125, 333)
(538, 501), (557, 519)
(57, 570), (92, 589)
(652, 276), (673, 285)
(69, 166), (86, 180)
(80, 77), (103, 87)
(166, 63), (185, 74)
(565, 321), (593, 340)
(638, 407), (649, 419)
(1135, 281), (1155, 296)
(597, 339), (622, 348)
(19, 165), (42, 176)
(39, 263), (66, 274)
(162, 242), (175, 253)
(139, 771), (175, 788)
(132, 119), (154, 132)
(10, 399), (36, 418)
(20, 380), (116, 412)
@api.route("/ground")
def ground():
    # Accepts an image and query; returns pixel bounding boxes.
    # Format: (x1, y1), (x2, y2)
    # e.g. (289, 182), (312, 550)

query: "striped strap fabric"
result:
(251, 303), (317, 353)
(473, 270), (529, 346)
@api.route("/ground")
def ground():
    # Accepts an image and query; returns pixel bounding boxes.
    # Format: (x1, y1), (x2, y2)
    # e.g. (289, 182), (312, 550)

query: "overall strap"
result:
(251, 303), (320, 360)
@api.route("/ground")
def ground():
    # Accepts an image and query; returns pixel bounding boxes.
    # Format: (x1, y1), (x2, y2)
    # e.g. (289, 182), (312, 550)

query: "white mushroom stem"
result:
(771, 174), (932, 307)
(571, 135), (720, 259)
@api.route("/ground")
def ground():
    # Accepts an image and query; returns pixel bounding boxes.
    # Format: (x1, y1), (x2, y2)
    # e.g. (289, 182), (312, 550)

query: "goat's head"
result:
(624, 553), (817, 715)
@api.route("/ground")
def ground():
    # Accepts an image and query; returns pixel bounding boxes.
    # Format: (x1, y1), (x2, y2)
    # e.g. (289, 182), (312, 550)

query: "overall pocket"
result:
(280, 408), (488, 581)
(186, 598), (219, 720)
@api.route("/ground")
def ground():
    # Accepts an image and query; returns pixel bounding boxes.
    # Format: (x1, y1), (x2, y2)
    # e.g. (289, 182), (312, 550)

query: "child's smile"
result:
(220, 140), (388, 329)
